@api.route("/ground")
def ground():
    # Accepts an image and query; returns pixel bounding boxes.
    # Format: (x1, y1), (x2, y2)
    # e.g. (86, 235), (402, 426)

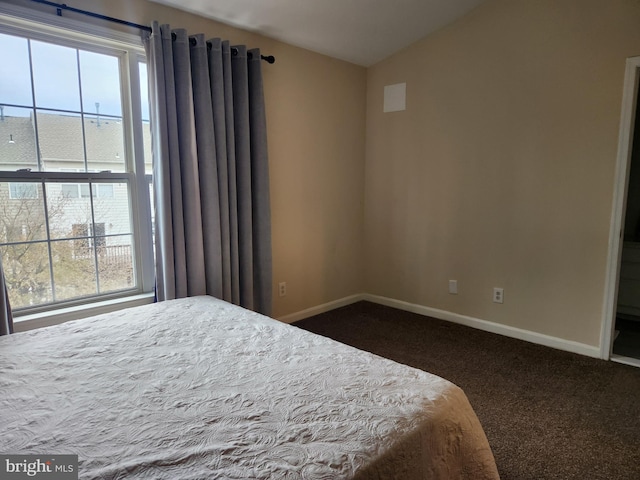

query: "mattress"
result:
(0, 296), (499, 479)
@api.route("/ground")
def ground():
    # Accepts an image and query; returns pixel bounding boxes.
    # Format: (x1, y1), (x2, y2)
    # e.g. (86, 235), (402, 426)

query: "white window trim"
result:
(0, 3), (144, 52)
(13, 292), (155, 332)
(0, 4), (155, 324)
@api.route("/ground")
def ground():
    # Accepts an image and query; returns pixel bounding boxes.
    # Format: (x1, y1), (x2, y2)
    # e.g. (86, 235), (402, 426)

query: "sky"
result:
(0, 32), (149, 121)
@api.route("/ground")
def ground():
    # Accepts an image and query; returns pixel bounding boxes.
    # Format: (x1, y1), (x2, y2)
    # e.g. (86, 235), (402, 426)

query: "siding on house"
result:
(0, 111), (150, 243)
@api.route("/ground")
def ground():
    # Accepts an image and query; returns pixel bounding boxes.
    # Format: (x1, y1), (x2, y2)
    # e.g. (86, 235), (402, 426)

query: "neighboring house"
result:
(0, 110), (152, 240)
(0, 110), (152, 307)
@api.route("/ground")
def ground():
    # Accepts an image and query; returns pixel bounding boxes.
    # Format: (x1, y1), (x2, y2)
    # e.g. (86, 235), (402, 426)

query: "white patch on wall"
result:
(383, 83), (406, 113)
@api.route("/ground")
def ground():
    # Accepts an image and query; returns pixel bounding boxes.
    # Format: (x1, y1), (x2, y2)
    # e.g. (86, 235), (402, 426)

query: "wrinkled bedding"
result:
(0, 296), (499, 479)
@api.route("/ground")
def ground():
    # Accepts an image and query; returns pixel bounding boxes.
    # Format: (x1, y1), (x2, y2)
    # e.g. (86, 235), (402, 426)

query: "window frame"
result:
(0, 4), (154, 320)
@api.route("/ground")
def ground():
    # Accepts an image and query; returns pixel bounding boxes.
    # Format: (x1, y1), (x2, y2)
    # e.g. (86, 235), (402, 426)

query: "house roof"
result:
(0, 112), (150, 171)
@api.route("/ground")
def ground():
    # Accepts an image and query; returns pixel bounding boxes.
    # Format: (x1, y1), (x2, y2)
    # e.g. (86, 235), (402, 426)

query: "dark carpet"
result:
(293, 301), (640, 480)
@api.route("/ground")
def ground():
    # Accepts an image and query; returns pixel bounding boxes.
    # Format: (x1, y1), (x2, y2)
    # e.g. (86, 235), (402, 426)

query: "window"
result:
(72, 222), (106, 252)
(0, 12), (153, 312)
(61, 182), (115, 199)
(8, 182), (38, 199)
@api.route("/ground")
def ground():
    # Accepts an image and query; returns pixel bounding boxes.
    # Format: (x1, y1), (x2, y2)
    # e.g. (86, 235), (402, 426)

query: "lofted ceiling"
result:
(148, 0), (487, 67)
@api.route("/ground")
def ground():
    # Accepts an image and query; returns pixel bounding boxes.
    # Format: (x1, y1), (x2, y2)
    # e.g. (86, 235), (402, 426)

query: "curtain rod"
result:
(30, 0), (275, 63)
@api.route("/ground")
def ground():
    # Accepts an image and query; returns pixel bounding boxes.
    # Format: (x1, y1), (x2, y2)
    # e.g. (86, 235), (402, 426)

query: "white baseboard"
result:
(276, 294), (365, 324)
(277, 292), (601, 358)
(363, 294), (601, 359)
(611, 354), (640, 368)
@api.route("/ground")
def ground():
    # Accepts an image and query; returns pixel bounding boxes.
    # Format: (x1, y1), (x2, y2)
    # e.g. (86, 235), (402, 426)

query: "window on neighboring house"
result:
(61, 182), (115, 199)
(0, 12), (154, 312)
(72, 222), (106, 252)
(8, 182), (38, 199)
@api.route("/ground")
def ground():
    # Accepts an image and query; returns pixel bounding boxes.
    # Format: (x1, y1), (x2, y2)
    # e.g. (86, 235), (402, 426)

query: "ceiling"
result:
(148, 0), (487, 66)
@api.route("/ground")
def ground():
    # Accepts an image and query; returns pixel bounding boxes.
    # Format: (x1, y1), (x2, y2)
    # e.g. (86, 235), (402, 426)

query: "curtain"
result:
(143, 22), (272, 315)
(0, 256), (13, 336)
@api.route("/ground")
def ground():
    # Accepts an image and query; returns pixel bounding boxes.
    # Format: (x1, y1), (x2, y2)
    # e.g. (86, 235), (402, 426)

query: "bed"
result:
(0, 296), (500, 479)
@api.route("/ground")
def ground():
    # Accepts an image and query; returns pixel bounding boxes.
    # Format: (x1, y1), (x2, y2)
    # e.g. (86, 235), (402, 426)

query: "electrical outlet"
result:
(449, 280), (458, 294)
(278, 282), (287, 297)
(493, 288), (504, 304)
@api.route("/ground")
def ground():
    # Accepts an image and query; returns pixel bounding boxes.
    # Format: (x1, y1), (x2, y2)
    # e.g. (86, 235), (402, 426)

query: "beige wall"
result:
(7, 0), (367, 319)
(365, 0), (640, 347)
(12, 0), (640, 350)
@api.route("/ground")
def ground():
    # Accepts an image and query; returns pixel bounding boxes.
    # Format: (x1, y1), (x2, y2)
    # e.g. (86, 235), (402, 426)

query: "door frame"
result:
(600, 56), (640, 360)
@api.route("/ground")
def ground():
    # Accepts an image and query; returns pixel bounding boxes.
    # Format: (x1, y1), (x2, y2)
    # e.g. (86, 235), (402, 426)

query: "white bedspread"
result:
(0, 296), (499, 479)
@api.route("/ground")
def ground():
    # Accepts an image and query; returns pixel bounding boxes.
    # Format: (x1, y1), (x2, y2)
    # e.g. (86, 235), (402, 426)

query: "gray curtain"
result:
(0, 256), (13, 336)
(143, 22), (272, 315)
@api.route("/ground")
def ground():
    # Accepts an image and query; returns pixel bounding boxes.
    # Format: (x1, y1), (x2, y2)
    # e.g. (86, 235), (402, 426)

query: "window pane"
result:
(93, 182), (132, 236)
(139, 62), (149, 122)
(0, 106), (39, 171)
(97, 183), (114, 198)
(79, 184), (92, 198)
(0, 26), (153, 310)
(45, 182), (92, 240)
(142, 121), (152, 175)
(149, 178), (155, 256)
(0, 33), (33, 107)
(97, 234), (135, 293)
(80, 50), (122, 117)
(9, 182), (38, 199)
(37, 111), (85, 171)
(84, 115), (125, 172)
(139, 62), (153, 175)
(61, 184), (79, 198)
(1, 242), (53, 308)
(92, 223), (105, 238)
(31, 40), (80, 112)
(51, 239), (97, 300)
(0, 182), (47, 242)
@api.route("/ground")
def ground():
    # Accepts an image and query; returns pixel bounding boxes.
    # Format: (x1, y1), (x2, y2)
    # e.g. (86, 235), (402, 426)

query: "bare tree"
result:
(0, 184), (134, 308)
